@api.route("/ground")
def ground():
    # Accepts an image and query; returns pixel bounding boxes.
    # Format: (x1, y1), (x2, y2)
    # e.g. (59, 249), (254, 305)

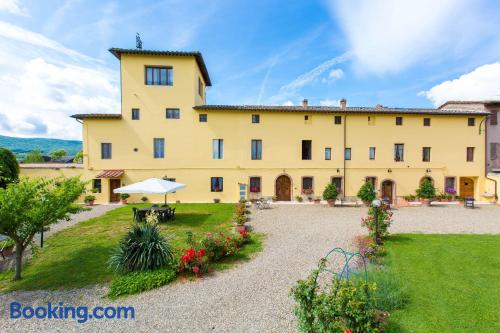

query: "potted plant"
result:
(303, 189), (313, 202)
(322, 183), (338, 207)
(416, 179), (436, 205)
(272, 196), (277, 202)
(213, 198), (221, 203)
(84, 195), (96, 206)
(295, 195), (303, 202)
(141, 196), (148, 203)
(445, 187), (457, 201)
(314, 196), (321, 204)
(357, 182), (376, 206)
(120, 193), (130, 204)
(0, 238), (15, 257)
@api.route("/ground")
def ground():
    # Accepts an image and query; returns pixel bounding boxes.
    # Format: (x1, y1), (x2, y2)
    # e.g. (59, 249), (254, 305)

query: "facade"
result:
(20, 48), (497, 204)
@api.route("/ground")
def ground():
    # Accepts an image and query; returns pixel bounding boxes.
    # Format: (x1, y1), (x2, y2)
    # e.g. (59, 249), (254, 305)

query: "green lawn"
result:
(0, 203), (263, 291)
(383, 234), (500, 333)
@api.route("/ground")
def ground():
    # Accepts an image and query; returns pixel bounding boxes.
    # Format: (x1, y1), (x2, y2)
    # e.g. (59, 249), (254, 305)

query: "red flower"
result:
(192, 266), (199, 274)
(239, 229), (248, 236)
(197, 249), (206, 257)
(345, 330), (351, 333)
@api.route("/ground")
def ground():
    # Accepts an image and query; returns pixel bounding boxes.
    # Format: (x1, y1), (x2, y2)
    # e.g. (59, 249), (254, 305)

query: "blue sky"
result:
(0, 0), (499, 139)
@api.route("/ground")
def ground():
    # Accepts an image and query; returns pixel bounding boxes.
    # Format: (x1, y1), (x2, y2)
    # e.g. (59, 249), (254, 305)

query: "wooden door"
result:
(275, 175), (291, 201)
(459, 177), (474, 198)
(109, 179), (121, 202)
(381, 181), (393, 203)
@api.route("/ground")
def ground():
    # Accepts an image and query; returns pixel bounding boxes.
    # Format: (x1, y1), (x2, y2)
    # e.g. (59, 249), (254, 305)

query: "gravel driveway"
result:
(1, 204), (499, 332)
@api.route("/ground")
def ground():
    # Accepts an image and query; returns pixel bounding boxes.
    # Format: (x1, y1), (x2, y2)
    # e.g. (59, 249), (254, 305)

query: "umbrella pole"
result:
(164, 193), (167, 205)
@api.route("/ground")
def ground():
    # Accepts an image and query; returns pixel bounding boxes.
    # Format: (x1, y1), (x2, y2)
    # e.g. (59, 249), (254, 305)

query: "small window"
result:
(145, 66), (173, 86)
(365, 177), (376, 187)
(132, 108), (140, 120)
(466, 147), (474, 162)
(334, 116), (342, 125)
(369, 147), (376, 160)
(153, 138), (165, 158)
(331, 177), (342, 194)
(444, 177), (456, 193)
(422, 147), (431, 162)
(394, 144), (404, 162)
(490, 111), (498, 125)
(468, 118), (475, 126)
(211, 177), (223, 192)
(166, 109), (180, 119)
(252, 114), (260, 123)
(92, 179), (102, 193)
(325, 147), (332, 160)
(368, 116), (375, 125)
(396, 117), (403, 126)
(423, 118), (431, 126)
(491, 143), (498, 160)
(251, 140), (262, 160)
(302, 140), (312, 160)
(213, 139), (223, 159)
(304, 115), (312, 124)
(249, 177), (261, 193)
(101, 143), (112, 159)
(302, 177), (313, 194)
(344, 148), (351, 160)
(198, 77), (203, 97)
(199, 114), (207, 122)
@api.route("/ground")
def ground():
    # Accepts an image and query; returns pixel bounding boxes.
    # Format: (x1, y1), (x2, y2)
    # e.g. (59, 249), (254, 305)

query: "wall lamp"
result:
(426, 169), (432, 173)
(387, 169), (392, 173)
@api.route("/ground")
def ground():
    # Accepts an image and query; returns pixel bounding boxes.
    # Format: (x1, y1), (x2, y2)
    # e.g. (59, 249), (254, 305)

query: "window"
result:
(331, 177), (342, 194)
(302, 177), (313, 194)
(445, 177), (456, 193)
(92, 179), (102, 193)
(213, 139), (223, 159)
(302, 140), (312, 160)
(466, 147), (474, 162)
(251, 140), (262, 160)
(334, 116), (342, 125)
(199, 114), (207, 122)
(396, 116), (403, 125)
(422, 147), (431, 162)
(153, 138), (165, 158)
(394, 144), (404, 162)
(252, 114), (260, 123)
(198, 77), (203, 97)
(249, 177), (261, 193)
(211, 177), (223, 192)
(101, 143), (112, 159)
(145, 66), (173, 86)
(365, 177), (376, 187)
(368, 116), (375, 125)
(325, 147), (332, 160)
(491, 143), (498, 160)
(369, 147), (376, 160)
(304, 115), (312, 124)
(166, 108), (180, 119)
(468, 118), (475, 126)
(344, 148), (351, 160)
(423, 118), (431, 126)
(491, 111), (498, 125)
(132, 108), (140, 120)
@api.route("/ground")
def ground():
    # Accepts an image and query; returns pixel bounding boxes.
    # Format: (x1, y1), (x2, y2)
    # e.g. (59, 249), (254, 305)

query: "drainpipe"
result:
(340, 99), (347, 197)
(483, 115), (498, 201)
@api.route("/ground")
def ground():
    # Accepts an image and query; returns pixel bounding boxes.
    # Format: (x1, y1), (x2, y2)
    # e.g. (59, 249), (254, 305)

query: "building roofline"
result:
(20, 163), (84, 169)
(108, 48), (212, 86)
(193, 104), (490, 116)
(439, 100), (500, 109)
(71, 114), (122, 120)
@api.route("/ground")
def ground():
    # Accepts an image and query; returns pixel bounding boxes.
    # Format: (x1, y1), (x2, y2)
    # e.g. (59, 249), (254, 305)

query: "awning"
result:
(96, 169), (124, 178)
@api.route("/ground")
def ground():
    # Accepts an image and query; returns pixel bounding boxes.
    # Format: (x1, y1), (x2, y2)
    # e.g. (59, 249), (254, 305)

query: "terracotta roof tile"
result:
(96, 169), (124, 178)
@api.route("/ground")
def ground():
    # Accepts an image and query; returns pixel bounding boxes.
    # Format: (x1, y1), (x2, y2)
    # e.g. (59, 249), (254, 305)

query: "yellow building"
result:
(21, 48), (496, 204)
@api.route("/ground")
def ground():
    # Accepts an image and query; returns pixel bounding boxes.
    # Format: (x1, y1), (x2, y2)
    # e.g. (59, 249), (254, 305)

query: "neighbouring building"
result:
(20, 48), (498, 204)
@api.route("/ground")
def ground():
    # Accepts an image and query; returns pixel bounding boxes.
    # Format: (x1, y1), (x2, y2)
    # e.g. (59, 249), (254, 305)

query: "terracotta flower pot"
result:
(327, 199), (335, 207)
(314, 199), (321, 204)
(85, 201), (94, 206)
(121, 199), (128, 205)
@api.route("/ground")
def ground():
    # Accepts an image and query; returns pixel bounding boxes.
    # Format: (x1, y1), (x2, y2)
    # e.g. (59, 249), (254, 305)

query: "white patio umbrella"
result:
(113, 178), (186, 204)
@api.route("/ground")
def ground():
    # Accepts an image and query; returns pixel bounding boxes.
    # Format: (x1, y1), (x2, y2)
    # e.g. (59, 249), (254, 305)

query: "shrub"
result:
(295, 195), (303, 202)
(361, 205), (393, 245)
(120, 193), (130, 200)
(291, 263), (382, 333)
(0, 237), (15, 249)
(84, 195), (96, 202)
(322, 183), (338, 201)
(367, 267), (408, 312)
(24, 149), (44, 163)
(141, 196), (148, 203)
(0, 147), (19, 189)
(353, 235), (386, 261)
(213, 198), (221, 203)
(179, 248), (209, 276)
(416, 179), (436, 199)
(109, 223), (174, 273)
(357, 182), (376, 203)
(108, 267), (176, 298)
(186, 231), (249, 262)
(403, 194), (416, 202)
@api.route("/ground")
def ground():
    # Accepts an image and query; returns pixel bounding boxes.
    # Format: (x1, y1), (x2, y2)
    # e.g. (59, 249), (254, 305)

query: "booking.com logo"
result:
(10, 302), (135, 324)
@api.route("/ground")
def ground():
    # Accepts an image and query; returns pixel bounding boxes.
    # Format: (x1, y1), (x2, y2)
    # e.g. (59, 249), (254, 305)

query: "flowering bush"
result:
(445, 187), (456, 195)
(186, 230), (251, 263)
(353, 235), (386, 262)
(179, 247), (209, 276)
(361, 204), (393, 244)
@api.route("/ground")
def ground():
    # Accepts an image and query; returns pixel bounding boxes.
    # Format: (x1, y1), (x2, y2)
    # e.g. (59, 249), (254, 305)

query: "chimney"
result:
(339, 98), (347, 109)
(302, 99), (308, 107)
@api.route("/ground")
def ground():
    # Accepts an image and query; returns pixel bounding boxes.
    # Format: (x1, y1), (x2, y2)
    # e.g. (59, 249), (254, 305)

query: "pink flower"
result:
(192, 266), (199, 274)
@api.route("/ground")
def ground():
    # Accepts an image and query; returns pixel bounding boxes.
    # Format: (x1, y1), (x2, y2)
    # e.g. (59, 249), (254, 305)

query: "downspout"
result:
(343, 109), (347, 197)
(482, 115), (498, 201)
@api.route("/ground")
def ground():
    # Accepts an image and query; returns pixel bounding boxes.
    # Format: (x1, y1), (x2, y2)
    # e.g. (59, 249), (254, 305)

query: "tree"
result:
(50, 149), (67, 161)
(0, 177), (86, 280)
(73, 150), (83, 163)
(24, 149), (44, 163)
(322, 183), (338, 201)
(416, 179), (436, 199)
(357, 181), (376, 203)
(0, 148), (19, 188)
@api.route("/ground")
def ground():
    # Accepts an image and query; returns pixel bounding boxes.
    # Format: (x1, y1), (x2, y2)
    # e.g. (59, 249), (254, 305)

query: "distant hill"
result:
(0, 135), (82, 160)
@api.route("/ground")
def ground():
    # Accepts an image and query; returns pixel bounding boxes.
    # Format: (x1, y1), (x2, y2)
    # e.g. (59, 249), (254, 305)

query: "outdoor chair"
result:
(170, 207), (176, 220)
(256, 198), (271, 210)
(464, 197), (475, 209)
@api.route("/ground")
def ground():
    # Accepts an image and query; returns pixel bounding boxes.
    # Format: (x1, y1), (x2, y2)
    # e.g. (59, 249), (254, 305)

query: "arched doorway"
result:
(275, 175), (292, 201)
(381, 180), (395, 204)
(459, 177), (474, 198)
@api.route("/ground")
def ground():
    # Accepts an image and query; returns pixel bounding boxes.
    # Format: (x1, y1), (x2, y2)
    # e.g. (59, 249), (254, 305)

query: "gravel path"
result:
(1, 204), (499, 332)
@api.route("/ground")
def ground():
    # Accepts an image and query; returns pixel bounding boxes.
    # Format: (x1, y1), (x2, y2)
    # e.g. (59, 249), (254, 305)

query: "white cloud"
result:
(282, 100), (294, 106)
(328, 0), (492, 74)
(0, 20), (119, 140)
(420, 62), (500, 106)
(329, 68), (344, 80)
(319, 99), (339, 106)
(0, 0), (27, 16)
